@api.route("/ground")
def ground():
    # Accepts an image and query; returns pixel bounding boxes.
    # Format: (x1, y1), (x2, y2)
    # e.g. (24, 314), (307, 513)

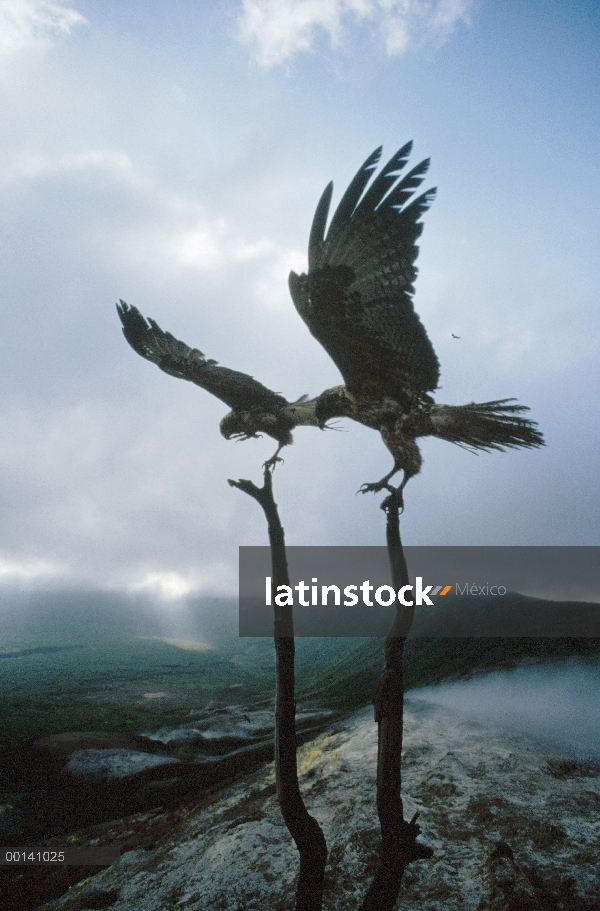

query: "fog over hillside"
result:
(411, 661), (600, 761)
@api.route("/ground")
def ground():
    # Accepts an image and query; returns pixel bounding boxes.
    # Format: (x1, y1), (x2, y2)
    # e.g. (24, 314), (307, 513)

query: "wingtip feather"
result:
(321, 146), (384, 252)
(308, 181), (334, 271)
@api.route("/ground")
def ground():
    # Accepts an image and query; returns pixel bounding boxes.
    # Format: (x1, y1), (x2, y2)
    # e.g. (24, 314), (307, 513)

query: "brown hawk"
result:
(118, 143), (543, 503)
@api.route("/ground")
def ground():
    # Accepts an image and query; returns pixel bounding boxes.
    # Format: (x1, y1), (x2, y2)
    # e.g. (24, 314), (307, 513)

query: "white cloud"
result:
(0, 555), (66, 581)
(381, 0), (473, 56)
(233, 236), (276, 261)
(236, 0), (472, 68)
(129, 572), (201, 599)
(0, 0), (86, 58)
(1, 149), (134, 188)
(127, 566), (237, 600)
(175, 220), (228, 270)
(0, 141), (307, 327)
(251, 245), (306, 309)
(166, 217), (304, 292)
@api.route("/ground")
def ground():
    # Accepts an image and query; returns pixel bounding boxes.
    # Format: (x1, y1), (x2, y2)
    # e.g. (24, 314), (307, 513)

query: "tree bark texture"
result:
(229, 467), (327, 911)
(359, 487), (432, 911)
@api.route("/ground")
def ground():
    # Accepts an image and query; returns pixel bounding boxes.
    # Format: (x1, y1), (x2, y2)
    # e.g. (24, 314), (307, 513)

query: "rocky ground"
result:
(7, 696), (598, 911)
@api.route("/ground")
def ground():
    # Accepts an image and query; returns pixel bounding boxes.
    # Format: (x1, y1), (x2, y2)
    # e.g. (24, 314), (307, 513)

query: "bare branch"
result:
(230, 465), (327, 911)
(360, 483), (432, 911)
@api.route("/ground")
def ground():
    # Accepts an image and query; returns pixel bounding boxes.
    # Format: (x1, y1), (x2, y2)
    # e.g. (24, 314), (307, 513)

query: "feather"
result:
(324, 146), (382, 243)
(117, 144), (544, 494)
(117, 301), (288, 412)
(308, 182), (333, 272)
(293, 143), (440, 396)
(428, 400), (545, 451)
(376, 158), (430, 212)
(352, 141), (413, 217)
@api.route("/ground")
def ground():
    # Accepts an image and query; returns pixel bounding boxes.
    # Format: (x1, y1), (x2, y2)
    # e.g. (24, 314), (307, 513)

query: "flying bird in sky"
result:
(118, 142), (543, 505)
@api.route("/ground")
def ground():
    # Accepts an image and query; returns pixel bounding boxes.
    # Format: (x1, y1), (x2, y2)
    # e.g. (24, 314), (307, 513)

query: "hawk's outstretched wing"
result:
(117, 301), (288, 412)
(289, 143), (440, 400)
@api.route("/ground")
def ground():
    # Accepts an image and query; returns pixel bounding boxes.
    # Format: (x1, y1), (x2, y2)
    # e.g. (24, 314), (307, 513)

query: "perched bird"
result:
(118, 143), (543, 504)
(116, 300), (322, 465)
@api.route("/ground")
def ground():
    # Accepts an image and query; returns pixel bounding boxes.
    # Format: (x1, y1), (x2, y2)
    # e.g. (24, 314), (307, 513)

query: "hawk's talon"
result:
(263, 454), (284, 471)
(358, 480), (394, 496)
(263, 456), (284, 470)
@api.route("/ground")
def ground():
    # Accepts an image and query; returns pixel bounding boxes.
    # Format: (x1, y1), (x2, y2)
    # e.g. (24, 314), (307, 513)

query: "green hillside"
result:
(1, 588), (598, 740)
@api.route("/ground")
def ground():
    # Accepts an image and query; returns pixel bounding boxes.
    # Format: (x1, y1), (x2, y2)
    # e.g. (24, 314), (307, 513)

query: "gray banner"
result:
(239, 546), (600, 637)
(1, 847), (120, 865)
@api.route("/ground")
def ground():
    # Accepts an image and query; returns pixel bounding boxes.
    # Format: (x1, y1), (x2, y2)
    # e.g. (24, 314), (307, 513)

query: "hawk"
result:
(118, 143), (543, 503)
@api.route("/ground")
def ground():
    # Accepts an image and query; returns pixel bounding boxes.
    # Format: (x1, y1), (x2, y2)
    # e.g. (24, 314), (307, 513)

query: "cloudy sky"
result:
(1, 0), (599, 602)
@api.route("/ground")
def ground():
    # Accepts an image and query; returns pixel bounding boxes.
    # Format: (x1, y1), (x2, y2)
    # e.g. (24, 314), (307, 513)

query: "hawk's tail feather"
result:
(430, 399), (545, 452)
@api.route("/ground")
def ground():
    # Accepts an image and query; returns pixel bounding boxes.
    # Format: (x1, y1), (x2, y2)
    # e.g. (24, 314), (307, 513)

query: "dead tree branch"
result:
(359, 485), (433, 911)
(229, 466), (327, 911)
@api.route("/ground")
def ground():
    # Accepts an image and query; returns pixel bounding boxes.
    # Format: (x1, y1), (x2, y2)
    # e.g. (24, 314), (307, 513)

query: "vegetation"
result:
(2, 591), (598, 743)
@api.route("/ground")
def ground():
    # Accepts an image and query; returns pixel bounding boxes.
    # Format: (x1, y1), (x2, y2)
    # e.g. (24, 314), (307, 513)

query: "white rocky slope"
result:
(39, 697), (599, 911)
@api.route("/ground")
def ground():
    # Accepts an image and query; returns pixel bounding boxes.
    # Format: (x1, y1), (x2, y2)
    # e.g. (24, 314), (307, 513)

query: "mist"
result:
(409, 660), (600, 761)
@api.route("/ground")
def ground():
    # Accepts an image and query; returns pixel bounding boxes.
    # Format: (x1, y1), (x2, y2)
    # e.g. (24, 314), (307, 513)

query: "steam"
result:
(409, 660), (600, 760)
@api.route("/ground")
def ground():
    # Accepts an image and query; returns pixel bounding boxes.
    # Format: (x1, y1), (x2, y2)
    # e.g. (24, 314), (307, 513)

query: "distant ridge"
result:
(1, 587), (598, 724)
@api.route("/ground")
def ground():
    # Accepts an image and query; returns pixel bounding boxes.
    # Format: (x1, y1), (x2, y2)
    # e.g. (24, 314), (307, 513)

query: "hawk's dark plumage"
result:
(117, 301), (287, 413)
(289, 143), (439, 404)
(116, 301), (320, 455)
(117, 143), (544, 498)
